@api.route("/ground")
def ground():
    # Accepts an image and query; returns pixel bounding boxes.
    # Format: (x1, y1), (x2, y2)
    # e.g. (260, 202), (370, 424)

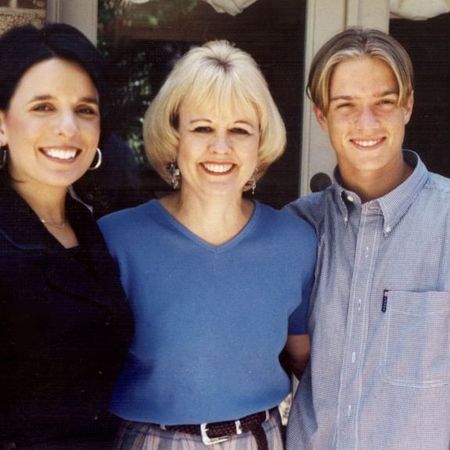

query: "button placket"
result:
(336, 208), (383, 449)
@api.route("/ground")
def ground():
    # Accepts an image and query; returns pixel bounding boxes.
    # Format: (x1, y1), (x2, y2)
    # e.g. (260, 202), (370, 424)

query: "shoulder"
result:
(98, 199), (156, 234)
(425, 172), (450, 196)
(283, 189), (331, 228)
(256, 202), (317, 249)
(420, 173), (450, 224)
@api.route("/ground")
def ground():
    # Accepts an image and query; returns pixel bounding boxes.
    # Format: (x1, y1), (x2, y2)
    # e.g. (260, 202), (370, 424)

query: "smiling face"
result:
(176, 99), (260, 199)
(315, 56), (413, 181)
(0, 58), (100, 190)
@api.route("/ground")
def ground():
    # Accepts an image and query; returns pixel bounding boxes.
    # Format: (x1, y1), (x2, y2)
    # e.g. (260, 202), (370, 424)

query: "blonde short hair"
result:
(308, 28), (414, 113)
(143, 40), (286, 187)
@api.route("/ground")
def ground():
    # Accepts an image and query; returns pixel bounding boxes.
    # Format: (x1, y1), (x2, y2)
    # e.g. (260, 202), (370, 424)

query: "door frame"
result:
(47, 0), (97, 43)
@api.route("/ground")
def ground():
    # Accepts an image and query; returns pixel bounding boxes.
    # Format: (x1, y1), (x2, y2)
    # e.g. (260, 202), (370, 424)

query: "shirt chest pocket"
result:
(380, 290), (450, 388)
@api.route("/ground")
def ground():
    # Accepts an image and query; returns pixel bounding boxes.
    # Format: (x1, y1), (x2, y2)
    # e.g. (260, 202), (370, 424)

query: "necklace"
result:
(40, 218), (67, 229)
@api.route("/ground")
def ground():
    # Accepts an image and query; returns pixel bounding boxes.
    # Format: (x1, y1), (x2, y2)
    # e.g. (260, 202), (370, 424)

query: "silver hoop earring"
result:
(89, 148), (102, 170)
(0, 146), (7, 169)
(167, 162), (180, 190)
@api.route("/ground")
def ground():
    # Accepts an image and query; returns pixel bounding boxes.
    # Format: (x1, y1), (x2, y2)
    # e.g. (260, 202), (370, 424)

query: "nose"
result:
(356, 105), (380, 129)
(55, 111), (78, 137)
(210, 132), (231, 154)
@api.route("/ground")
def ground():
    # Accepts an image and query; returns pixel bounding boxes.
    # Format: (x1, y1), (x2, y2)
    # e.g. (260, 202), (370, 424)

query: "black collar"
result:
(0, 180), (126, 308)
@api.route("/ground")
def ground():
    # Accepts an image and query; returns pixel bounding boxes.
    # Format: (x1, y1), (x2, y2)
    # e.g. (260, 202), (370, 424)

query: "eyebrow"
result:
(189, 118), (212, 124)
(189, 118), (256, 128)
(28, 94), (99, 104)
(234, 120), (256, 128)
(330, 90), (399, 102)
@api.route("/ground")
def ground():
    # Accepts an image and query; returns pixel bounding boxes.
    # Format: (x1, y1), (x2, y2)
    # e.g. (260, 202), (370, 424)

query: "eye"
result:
(230, 127), (251, 135)
(77, 105), (99, 116)
(32, 103), (54, 113)
(378, 98), (396, 107)
(192, 126), (213, 133)
(336, 102), (353, 110)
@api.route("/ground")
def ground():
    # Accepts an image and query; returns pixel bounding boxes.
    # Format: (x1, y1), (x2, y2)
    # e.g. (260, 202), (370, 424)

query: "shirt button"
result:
(351, 352), (356, 363)
(357, 298), (362, 310)
(347, 404), (352, 417)
(347, 195), (354, 202)
(385, 225), (392, 233)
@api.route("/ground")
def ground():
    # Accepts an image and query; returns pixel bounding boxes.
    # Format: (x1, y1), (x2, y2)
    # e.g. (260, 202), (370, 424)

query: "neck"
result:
(11, 179), (68, 224)
(161, 190), (254, 245)
(339, 156), (413, 202)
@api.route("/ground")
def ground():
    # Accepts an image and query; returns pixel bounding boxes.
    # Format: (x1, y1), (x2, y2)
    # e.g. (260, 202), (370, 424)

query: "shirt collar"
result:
(331, 150), (429, 233)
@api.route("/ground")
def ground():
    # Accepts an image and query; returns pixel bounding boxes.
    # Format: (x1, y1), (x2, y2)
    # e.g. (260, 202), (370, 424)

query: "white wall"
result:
(47, 0), (97, 43)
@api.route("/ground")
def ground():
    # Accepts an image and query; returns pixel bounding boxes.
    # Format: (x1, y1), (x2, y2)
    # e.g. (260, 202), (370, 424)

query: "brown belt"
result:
(159, 408), (277, 449)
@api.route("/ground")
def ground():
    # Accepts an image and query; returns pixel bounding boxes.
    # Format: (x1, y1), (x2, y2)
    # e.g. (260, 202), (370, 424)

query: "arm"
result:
(283, 334), (310, 380)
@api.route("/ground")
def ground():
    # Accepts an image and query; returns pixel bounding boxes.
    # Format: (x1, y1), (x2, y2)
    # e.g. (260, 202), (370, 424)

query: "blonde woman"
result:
(99, 41), (316, 450)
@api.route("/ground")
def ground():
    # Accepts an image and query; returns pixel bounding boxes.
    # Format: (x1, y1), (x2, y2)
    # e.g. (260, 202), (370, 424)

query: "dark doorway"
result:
(390, 14), (450, 178)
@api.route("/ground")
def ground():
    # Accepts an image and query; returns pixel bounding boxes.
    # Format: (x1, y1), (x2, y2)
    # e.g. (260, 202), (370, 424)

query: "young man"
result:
(286, 28), (450, 450)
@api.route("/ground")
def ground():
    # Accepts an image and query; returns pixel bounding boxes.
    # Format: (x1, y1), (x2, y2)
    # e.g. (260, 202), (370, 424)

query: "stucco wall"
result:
(0, 0), (46, 33)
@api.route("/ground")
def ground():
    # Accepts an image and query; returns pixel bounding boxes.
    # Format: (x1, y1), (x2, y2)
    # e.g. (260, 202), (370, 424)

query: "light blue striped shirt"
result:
(286, 151), (450, 450)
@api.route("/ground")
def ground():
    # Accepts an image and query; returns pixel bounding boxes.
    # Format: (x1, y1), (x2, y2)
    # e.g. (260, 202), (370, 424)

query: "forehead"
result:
(12, 58), (97, 101)
(179, 94), (259, 123)
(330, 56), (398, 96)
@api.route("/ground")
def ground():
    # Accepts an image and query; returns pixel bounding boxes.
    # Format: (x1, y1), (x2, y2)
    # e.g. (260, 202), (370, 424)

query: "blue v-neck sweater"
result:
(99, 200), (316, 424)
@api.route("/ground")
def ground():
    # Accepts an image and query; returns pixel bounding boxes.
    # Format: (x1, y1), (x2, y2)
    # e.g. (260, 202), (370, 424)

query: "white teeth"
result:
(353, 139), (381, 147)
(203, 163), (233, 173)
(44, 148), (77, 160)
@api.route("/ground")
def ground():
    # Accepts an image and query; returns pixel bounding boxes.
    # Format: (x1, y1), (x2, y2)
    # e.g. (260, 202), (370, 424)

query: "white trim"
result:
(346, 0), (389, 28)
(300, 0), (346, 195)
(46, 0), (98, 44)
(46, 0), (61, 22)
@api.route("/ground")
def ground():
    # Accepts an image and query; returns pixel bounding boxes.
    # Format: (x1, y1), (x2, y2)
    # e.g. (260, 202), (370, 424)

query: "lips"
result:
(201, 162), (234, 174)
(351, 137), (385, 149)
(40, 147), (79, 161)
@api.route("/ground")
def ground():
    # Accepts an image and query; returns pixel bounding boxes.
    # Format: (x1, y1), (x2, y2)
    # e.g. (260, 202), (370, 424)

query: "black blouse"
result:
(0, 182), (133, 447)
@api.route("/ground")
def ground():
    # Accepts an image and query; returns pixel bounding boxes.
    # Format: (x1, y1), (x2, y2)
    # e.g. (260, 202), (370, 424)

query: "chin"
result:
(40, 172), (86, 188)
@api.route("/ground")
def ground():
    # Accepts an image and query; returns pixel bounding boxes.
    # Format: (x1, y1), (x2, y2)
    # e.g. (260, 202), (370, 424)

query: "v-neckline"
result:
(152, 199), (260, 253)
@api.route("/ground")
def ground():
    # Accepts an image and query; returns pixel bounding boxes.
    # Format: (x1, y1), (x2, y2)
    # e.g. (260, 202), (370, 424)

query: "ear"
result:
(313, 104), (329, 131)
(403, 90), (414, 125)
(0, 111), (7, 146)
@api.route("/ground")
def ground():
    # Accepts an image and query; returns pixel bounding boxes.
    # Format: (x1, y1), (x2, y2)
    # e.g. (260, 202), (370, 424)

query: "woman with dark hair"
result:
(0, 24), (133, 449)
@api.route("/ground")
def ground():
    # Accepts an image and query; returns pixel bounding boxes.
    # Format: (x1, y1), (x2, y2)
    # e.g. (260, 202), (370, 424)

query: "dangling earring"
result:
(249, 168), (258, 195)
(89, 148), (102, 170)
(167, 162), (180, 190)
(0, 146), (7, 169)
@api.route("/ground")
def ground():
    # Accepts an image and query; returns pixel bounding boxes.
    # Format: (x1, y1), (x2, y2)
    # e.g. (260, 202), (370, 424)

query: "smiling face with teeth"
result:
(176, 100), (260, 199)
(0, 58), (100, 191)
(314, 56), (413, 185)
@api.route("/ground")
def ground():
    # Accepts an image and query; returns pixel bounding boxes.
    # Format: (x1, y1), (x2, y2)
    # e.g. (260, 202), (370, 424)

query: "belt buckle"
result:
(200, 423), (229, 445)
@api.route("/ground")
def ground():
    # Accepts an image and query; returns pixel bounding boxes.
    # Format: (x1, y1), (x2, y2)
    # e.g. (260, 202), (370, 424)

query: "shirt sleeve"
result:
(288, 271), (314, 335)
(287, 220), (317, 335)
